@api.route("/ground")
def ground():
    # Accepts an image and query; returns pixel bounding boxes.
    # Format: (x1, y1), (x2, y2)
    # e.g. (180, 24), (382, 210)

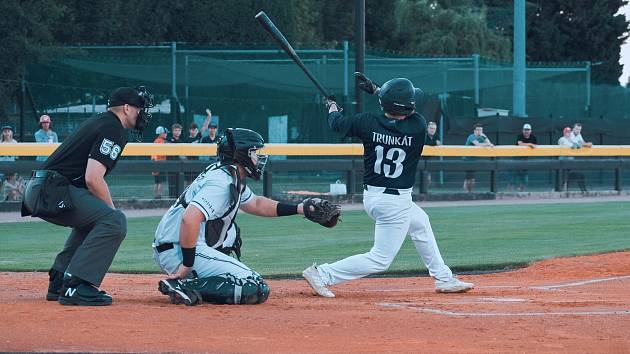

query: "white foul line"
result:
(530, 275), (630, 290)
(378, 302), (630, 317)
(337, 275), (630, 293)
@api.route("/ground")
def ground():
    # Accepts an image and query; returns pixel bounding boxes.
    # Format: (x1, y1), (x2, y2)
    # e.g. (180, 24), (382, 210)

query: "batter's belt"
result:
(363, 184), (401, 195)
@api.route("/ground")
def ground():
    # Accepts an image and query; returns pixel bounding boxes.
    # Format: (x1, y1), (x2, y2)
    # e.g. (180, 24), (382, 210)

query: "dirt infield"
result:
(1, 252), (629, 353)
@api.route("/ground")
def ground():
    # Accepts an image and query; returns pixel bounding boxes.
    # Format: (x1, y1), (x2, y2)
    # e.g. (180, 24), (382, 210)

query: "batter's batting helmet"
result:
(218, 128), (268, 180)
(378, 78), (417, 116)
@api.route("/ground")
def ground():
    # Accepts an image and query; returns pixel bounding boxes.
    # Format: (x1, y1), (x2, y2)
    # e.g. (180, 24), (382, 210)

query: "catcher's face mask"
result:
(246, 148), (268, 181)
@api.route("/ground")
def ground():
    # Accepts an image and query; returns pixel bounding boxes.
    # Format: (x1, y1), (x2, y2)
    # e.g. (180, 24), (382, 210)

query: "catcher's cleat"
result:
(302, 264), (335, 298)
(158, 279), (201, 306)
(435, 276), (474, 293)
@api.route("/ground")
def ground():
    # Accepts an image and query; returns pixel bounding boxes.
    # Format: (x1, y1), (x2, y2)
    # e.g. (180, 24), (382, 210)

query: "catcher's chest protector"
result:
(203, 166), (242, 249)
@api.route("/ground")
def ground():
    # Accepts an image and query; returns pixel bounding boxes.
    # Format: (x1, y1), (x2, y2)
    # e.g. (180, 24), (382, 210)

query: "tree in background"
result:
(390, 0), (511, 58)
(483, 0), (629, 85)
(52, 0), (321, 45)
(0, 0), (64, 119)
(526, 0), (628, 84)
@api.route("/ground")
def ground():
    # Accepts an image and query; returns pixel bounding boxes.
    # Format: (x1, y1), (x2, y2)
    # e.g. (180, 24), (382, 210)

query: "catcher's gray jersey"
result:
(153, 163), (254, 248)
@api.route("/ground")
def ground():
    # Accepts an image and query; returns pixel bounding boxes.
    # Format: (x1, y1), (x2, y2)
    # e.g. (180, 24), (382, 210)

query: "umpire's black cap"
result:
(107, 87), (146, 108)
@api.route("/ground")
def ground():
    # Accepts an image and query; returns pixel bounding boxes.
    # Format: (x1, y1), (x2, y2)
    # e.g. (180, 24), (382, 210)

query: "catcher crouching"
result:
(153, 128), (340, 305)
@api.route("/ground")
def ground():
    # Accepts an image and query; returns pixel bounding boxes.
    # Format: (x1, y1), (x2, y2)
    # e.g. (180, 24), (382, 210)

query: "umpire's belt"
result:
(363, 184), (400, 195)
(155, 242), (175, 253)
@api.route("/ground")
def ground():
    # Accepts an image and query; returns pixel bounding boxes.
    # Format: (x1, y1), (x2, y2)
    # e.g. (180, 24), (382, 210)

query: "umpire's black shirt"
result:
(43, 111), (127, 188)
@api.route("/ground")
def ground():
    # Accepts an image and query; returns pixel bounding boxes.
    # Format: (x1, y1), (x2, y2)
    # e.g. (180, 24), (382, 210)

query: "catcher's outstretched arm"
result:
(239, 195), (305, 217)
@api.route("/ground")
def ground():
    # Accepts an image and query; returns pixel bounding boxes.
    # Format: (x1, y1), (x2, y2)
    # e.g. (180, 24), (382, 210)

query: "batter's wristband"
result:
(181, 247), (196, 267)
(276, 202), (298, 216)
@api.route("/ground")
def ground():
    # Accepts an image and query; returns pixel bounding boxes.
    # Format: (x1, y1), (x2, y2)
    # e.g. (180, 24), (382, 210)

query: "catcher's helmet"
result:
(378, 78), (417, 116)
(218, 128), (268, 180)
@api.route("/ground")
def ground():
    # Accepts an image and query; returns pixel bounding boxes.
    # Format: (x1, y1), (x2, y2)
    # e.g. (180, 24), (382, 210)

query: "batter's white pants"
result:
(318, 188), (453, 285)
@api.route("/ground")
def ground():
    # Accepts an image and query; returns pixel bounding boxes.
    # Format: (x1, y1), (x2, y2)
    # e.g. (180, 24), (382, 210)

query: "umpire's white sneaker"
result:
(302, 264), (335, 298)
(435, 276), (474, 293)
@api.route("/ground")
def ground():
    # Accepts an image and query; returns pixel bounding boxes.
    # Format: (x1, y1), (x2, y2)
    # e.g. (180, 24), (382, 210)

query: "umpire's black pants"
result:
(24, 180), (127, 287)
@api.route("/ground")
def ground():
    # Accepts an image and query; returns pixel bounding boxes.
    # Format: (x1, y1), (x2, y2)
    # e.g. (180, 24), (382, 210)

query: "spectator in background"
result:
(3, 172), (25, 201)
(151, 126), (169, 199)
(558, 126), (587, 193)
(185, 122), (202, 185)
(558, 127), (575, 149)
(202, 121), (220, 143)
(426, 121), (441, 146)
(187, 122), (202, 144)
(169, 123), (184, 145)
(463, 123), (494, 193)
(424, 121), (441, 188)
(199, 108), (213, 138)
(34, 115), (59, 162)
(200, 109), (221, 162)
(570, 123), (593, 148)
(0, 125), (18, 162)
(167, 123), (185, 198)
(509, 123), (537, 192)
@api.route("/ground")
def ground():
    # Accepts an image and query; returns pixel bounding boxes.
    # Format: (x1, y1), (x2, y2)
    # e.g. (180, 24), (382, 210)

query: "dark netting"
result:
(17, 45), (623, 144)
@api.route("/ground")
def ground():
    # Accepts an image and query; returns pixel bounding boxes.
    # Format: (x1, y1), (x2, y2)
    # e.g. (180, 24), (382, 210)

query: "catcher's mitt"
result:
(303, 198), (341, 228)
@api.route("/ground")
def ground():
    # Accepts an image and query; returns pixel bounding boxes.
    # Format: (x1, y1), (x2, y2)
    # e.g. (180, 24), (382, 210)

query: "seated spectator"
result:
(151, 126), (169, 199)
(3, 173), (25, 201)
(0, 125), (18, 162)
(463, 123), (494, 193)
(558, 127), (587, 193)
(509, 123), (537, 192)
(34, 115), (59, 162)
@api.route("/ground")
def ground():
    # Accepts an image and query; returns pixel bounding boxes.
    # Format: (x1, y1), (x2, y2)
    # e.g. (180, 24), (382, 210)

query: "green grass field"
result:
(1, 202), (629, 277)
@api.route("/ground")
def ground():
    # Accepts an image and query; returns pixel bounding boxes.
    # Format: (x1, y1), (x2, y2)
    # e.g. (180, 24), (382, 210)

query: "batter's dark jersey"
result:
(328, 111), (427, 189)
(42, 111), (127, 188)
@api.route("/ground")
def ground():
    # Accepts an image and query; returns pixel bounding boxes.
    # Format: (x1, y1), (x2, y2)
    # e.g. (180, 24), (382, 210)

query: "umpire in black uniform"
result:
(22, 86), (154, 306)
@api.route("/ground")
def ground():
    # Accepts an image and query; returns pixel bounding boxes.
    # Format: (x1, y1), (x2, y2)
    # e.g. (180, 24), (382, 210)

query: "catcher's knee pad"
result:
(182, 273), (269, 305)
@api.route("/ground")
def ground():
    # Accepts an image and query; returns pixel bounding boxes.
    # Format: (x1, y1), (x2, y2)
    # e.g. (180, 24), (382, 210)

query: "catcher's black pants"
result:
(24, 182), (127, 287)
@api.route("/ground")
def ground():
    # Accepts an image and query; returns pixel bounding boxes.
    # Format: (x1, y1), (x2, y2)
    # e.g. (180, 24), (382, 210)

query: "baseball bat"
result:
(255, 11), (333, 99)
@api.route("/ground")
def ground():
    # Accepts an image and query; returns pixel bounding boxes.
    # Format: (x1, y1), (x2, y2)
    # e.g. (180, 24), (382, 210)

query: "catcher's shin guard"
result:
(181, 273), (270, 305)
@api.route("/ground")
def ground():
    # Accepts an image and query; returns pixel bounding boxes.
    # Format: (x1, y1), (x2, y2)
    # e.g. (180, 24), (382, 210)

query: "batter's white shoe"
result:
(302, 264), (335, 298)
(435, 276), (474, 293)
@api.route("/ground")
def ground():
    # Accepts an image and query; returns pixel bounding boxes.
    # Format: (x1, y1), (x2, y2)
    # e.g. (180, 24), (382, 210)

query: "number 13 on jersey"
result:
(374, 145), (406, 178)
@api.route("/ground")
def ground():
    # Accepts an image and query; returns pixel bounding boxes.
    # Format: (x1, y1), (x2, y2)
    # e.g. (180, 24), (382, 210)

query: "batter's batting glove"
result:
(324, 98), (343, 113)
(354, 72), (380, 95)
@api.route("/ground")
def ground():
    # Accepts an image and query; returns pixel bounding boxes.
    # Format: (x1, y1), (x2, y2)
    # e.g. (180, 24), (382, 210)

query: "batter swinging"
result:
(302, 74), (474, 297)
